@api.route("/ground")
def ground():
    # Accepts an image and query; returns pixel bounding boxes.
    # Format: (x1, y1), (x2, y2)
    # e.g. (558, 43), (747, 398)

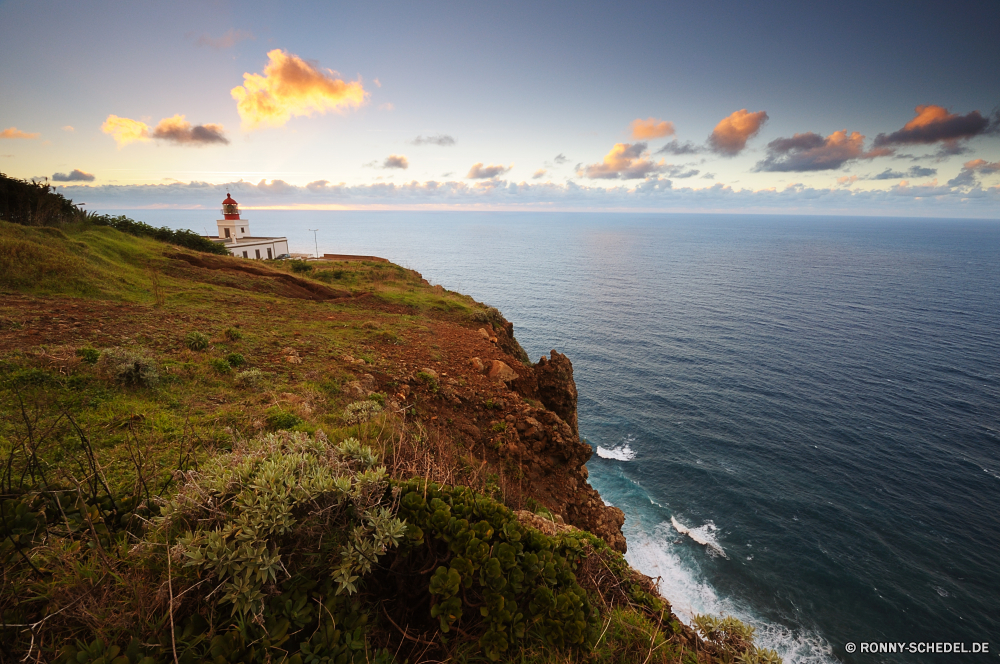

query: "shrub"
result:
(234, 368), (262, 387)
(471, 306), (504, 327)
(344, 400), (383, 425)
(210, 358), (232, 374)
(75, 347), (100, 364)
(693, 614), (782, 663)
(184, 330), (209, 351)
(394, 480), (601, 661)
(98, 347), (159, 387)
(225, 352), (245, 367)
(223, 327), (243, 341)
(491, 421), (508, 433)
(416, 370), (439, 392)
(266, 408), (303, 430)
(290, 259), (313, 273)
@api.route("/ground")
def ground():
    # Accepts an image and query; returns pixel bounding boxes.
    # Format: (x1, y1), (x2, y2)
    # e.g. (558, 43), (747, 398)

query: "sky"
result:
(1, 0), (999, 217)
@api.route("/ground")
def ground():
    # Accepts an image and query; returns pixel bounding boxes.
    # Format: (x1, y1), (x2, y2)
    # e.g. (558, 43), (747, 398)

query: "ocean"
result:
(134, 209), (1000, 662)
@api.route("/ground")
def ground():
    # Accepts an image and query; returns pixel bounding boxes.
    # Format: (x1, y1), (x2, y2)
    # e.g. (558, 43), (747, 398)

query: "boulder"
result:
(487, 359), (519, 383)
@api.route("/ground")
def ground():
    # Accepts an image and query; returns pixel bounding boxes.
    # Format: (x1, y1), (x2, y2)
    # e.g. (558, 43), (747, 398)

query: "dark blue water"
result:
(136, 210), (1000, 662)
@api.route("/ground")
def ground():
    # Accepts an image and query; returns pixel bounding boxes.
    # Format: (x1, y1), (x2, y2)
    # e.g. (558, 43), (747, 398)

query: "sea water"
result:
(136, 210), (1000, 662)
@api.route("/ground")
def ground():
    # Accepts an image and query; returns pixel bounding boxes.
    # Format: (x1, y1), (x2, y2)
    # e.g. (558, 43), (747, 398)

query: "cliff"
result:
(0, 218), (776, 663)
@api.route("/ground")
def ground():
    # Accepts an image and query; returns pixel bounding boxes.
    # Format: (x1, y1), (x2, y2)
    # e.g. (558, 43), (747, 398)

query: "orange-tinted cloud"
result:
(467, 163), (512, 179)
(874, 105), (992, 147)
(383, 155), (409, 169)
(1, 127), (40, 139)
(630, 117), (675, 140)
(708, 109), (768, 155)
(231, 49), (368, 129)
(62, 126), (75, 132)
(532, 169), (547, 179)
(837, 175), (859, 186)
(101, 115), (151, 147)
(151, 115), (228, 145)
(103, 114), (228, 147)
(756, 130), (886, 171)
(963, 158), (1000, 173)
(580, 142), (665, 179)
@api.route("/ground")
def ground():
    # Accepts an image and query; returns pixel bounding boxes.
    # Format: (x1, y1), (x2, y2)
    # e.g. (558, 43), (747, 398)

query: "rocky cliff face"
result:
(505, 350), (626, 552)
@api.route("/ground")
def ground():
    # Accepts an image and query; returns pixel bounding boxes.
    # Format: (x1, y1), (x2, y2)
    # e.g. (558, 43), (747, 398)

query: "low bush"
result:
(210, 357), (232, 374)
(184, 330), (209, 351)
(234, 367), (262, 387)
(98, 347), (159, 387)
(290, 259), (313, 273)
(693, 614), (782, 663)
(223, 327), (243, 341)
(266, 408), (303, 430)
(225, 352), (245, 367)
(344, 400), (383, 424)
(75, 346), (100, 364)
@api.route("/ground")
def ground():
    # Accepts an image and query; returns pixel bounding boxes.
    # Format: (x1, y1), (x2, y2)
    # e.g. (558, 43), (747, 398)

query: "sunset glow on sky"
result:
(1, 0), (998, 215)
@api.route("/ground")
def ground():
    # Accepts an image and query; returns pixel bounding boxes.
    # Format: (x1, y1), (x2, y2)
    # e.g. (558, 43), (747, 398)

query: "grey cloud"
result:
(755, 131), (873, 172)
(194, 29), (254, 49)
(411, 134), (455, 146)
(383, 155), (409, 169)
(872, 166), (937, 180)
(553, 153), (568, 164)
(701, 173), (716, 179)
(152, 121), (229, 145)
(655, 139), (701, 156)
(467, 163), (511, 179)
(52, 169), (95, 182)
(947, 170), (977, 187)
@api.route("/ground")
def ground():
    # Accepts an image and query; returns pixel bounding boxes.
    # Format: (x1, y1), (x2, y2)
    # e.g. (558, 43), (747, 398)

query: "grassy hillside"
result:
(0, 221), (778, 664)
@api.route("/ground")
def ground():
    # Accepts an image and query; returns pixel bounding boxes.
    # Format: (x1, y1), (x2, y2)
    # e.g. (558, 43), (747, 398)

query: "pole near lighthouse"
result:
(308, 229), (319, 258)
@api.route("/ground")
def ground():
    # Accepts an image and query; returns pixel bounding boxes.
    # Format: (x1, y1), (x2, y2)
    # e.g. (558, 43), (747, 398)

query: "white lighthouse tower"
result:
(206, 192), (289, 260)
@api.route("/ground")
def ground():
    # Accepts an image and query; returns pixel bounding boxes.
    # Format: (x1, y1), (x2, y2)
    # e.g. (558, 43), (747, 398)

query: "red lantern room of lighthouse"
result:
(216, 193), (248, 242)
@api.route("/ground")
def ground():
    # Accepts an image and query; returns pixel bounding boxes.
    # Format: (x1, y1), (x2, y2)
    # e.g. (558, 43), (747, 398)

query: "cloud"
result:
(102, 114), (228, 147)
(1, 127), (40, 139)
(708, 109), (768, 155)
(701, 172), (716, 180)
(871, 165), (937, 180)
(56, 176), (1000, 218)
(873, 105), (993, 148)
(411, 134), (455, 146)
(579, 142), (666, 179)
(378, 103), (394, 111)
(630, 117), (675, 140)
(837, 175), (859, 186)
(947, 158), (1000, 187)
(101, 115), (151, 147)
(755, 130), (885, 171)
(665, 166), (699, 178)
(62, 126), (75, 132)
(655, 139), (700, 155)
(231, 49), (367, 129)
(383, 155), (409, 169)
(467, 163), (512, 179)
(553, 153), (568, 164)
(963, 158), (1000, 173)
(195, 28), (254, 49)
(52, 169), (95, 182)
(532, 169), (547, 179)
(151, 115), (228, 145)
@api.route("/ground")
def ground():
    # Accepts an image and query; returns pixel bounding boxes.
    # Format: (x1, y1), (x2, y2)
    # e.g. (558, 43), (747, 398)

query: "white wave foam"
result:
(625, 522), (836, 664)
(671, 516), (728, 558)
(597, 443), (636, 461)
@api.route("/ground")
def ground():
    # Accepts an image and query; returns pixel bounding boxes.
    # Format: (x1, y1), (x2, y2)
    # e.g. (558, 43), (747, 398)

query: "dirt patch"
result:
(167, 252), (351, 300)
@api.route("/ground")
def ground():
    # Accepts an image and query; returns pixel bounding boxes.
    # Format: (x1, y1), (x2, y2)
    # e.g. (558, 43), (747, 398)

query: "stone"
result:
(478, 328), (491, 340)
(469, 357), (485, 372)
(488, 359), (519, 383)
(419, 367), (438, 380)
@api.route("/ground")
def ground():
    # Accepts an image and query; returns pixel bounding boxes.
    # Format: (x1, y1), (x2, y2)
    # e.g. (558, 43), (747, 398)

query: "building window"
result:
(224, 228), (230, 238)
(242, 251), (248, 258)
(267, 248), (272, 259)
(241, 227), (244, 233)
(255, 249), (261, 259)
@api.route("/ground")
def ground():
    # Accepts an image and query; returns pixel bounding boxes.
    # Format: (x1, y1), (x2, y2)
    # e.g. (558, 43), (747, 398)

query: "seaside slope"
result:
(0, 216), (778, 663)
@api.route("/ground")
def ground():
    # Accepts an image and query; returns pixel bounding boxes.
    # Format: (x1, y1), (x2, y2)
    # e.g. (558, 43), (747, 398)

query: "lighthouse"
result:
(206, 192), (289, 260)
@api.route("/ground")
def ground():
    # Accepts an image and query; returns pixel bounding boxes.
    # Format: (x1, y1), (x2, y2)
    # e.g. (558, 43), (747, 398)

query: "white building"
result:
(205, 193), (289, 260)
